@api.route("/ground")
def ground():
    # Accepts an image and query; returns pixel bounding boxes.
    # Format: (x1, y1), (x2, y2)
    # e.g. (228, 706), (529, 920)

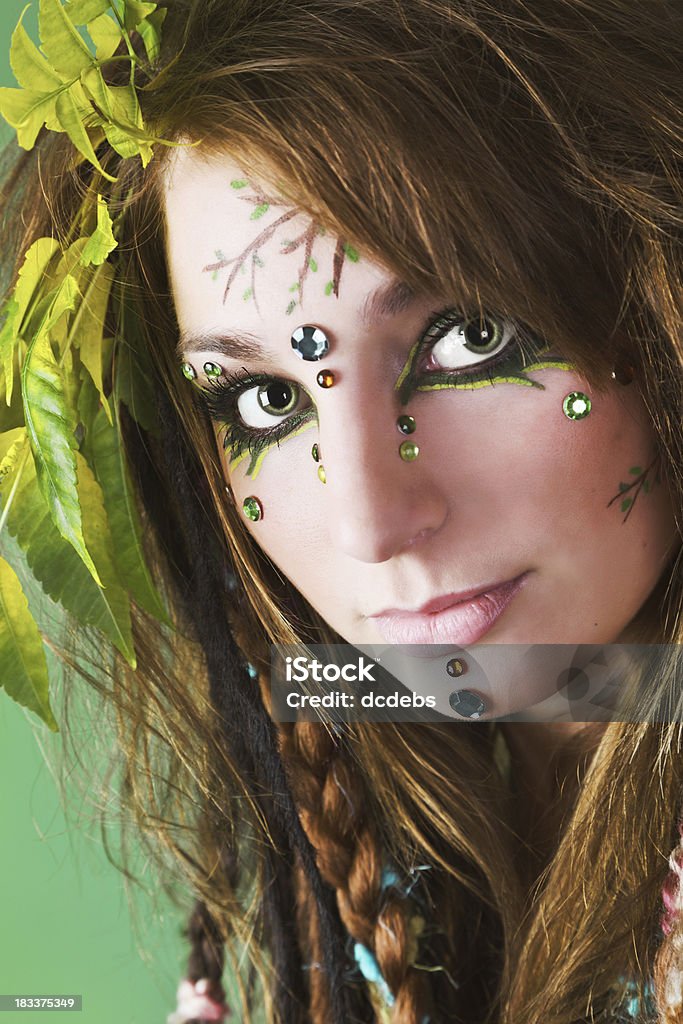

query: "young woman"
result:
(2, 1), (683, 1022)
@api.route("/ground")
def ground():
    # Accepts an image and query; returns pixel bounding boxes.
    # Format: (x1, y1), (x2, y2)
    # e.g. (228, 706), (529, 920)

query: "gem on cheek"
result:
(181, 362), (197, 381)
(397, 415), (416, 435)
(446, 658), (466, 678)
(242, 496), (263, 522)
(562, 391), (592, 420)
(317, 370), (336, 388)
(311, 443), (320, 463)
(291, 324), (330, 361)
(399, 440), (420, 462)
(203, 361), (223, 378)
(318, 465), (327, 484)
(448, 690), (487, 719)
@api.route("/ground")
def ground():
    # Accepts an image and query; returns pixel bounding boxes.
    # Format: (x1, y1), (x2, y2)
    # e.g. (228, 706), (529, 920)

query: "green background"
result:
(0, 5), (188, 1022)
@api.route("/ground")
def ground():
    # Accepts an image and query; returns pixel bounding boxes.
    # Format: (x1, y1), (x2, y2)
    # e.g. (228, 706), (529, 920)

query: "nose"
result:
(316, 392), (447, 563)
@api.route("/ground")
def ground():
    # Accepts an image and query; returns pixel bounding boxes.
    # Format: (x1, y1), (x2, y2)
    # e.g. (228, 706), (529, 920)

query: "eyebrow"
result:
(177, 278), (417, 359)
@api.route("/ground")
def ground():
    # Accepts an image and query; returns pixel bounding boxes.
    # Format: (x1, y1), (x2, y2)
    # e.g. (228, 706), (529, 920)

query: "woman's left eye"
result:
(423, 313), (515, 371)
(237, 380), (310, 427)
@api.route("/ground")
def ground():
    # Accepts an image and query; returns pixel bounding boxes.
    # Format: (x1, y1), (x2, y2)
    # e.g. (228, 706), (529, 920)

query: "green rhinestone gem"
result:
(562, 391), (591, 420)
(311, 443), (320, 463)
(204, 361), (223, 378)
(397, 415), (416, 435)
(399, 441), (419, 462)
(181, 362), (197, 381)
(318, 464), (327, 484)
(242, 496), (263, 522)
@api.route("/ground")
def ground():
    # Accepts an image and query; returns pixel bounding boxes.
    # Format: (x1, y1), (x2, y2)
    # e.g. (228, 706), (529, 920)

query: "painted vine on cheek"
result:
(202, 179), (360, 315)
(607, 455), (662, 522)
(394, 324), (574, 405)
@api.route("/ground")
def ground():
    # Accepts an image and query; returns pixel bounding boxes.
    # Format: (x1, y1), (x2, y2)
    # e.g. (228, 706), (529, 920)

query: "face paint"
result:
(200, 370), (317, 478)
(607, 455), (663, 523)
(202, 179), (361, 316)
(394, 310), (575, 404)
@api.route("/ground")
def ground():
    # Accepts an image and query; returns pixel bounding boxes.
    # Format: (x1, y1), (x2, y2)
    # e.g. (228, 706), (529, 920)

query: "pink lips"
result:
(370, 573), (529, 645)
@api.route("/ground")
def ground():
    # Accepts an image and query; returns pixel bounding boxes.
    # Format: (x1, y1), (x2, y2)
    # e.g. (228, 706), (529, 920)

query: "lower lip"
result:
(371, 574), (529, 646)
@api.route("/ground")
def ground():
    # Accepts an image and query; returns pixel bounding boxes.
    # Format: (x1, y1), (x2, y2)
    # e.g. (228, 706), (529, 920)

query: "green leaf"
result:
(0, 238), (61, 407)
(0, 428), (28, 486)
(7, 460), (135, 663)
(309, 258), (318, 272)
(342, 244), (359, 262)
(629, 466), (643, 476)
(242, 287), (253, 301)
(22, 301), (102, 586)
(621, 498), (633, 513)
(0, 556), (57, 730)
(80, 68), (152, 163)
(90, 405), (168, 622)
(80, 195), (117, 265)
(285, 299), (297, 315)
(10, 18), (63, 92)
(643, 479), (651, 494)
(64, 0), (111, 24)
(136, 7), (166, 63)
(231, 179), (248, 189)
(55, 82), (116, 181)
(39, 0), (94, 79)
(123, 0), (157, 33)
(618, 481), (629, 493)
(324, 281), (334, 296)
(0, 85), (60, 150)
(72, 261), (114, 416)
(86, 12), (122, 61)
(250, 203), (269, 220)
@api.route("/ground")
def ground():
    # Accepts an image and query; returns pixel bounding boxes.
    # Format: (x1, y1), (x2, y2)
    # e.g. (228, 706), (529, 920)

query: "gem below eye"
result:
(257, 381), (299, 414)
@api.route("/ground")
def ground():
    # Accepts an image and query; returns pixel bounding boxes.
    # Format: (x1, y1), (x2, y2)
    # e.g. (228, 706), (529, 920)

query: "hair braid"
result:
(280, 721), (434, 1023)
(184, 899), (227, 1007)
(144, 385), (369, 1023)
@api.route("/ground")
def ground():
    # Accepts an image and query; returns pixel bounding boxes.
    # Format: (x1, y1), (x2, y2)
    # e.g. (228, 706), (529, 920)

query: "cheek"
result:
(222, 427), (329, 578)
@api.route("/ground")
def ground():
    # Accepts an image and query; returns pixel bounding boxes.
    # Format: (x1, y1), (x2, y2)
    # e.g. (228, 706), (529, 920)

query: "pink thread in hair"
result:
(166, 978), (230, 1024)
(661, 823), (683, 938)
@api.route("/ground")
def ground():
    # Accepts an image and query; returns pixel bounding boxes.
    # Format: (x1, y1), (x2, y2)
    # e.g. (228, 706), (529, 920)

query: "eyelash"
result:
(201, 370), (316, 464)
(195, 310), (546, 456)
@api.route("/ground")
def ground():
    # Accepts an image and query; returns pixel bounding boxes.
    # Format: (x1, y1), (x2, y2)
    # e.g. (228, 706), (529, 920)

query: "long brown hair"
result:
(4, 1), (683, 1021)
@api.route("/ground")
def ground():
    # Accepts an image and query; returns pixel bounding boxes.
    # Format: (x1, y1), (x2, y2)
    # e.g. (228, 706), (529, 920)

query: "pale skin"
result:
(163, 149), (680, 854)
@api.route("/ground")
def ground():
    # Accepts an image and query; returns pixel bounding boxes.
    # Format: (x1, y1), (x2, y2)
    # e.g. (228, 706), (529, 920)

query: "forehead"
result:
(162, 148), (391, 350)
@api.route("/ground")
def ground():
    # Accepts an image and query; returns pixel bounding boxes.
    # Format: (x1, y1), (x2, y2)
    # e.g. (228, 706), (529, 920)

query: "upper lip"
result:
(369, 576), (525, 618)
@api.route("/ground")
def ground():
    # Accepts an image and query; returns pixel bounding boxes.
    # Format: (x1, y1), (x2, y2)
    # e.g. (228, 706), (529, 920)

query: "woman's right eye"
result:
(237, 380), (310, 428)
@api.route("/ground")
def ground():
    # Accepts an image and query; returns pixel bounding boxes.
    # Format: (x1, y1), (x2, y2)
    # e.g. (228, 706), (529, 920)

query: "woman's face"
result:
(164, 151), (678, 673)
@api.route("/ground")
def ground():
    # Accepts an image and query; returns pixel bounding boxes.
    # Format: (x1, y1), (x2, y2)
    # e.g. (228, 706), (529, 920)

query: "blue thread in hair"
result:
(353, 942), (395, 1007)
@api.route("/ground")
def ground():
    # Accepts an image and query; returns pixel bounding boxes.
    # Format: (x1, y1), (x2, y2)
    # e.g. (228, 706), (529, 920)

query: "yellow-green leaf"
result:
(123, 0), (157, 33)
(65, 0), (111, 24)
(55, 82), (116, 181)
(0, 556), (58, 730)
(136, 7), (166, 63)
(22, 306), (102, 586)
(10, 19), (64, 92)
(0, 428), (28, 486)
(86, 11), (121, 61)
(72, 261), (114, 418)
(80, 194), (117, 266)
(39, 0), (94, 80)
(0, 238), (61, 406)
(7, 460), (135, 664)
(0, 85), (60, 150)
(90, 405), (168, 622)
(76, 451), (135, 663)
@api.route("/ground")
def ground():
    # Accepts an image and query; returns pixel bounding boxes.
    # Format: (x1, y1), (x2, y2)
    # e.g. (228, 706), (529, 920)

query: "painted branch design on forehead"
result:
(202, 179), (359, 315)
